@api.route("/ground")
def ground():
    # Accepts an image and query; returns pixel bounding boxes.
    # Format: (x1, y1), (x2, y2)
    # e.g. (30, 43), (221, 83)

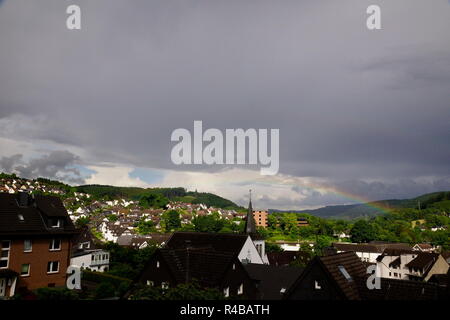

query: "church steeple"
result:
(244, 189), (257, 235)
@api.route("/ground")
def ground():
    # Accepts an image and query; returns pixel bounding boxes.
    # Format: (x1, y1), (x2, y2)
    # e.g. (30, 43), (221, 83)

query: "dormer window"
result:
(50, 218), (63, 228)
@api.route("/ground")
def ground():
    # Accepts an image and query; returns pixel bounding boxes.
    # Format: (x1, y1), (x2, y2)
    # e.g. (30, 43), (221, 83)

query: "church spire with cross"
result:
(244, 189), (257, 235)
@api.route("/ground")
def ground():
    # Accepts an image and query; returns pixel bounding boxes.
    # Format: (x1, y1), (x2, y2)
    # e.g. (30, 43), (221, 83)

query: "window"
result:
(315, 280), (321, 289)
(1, 241), (10, 249)
(280, 288), (286, 294)
(338, 265), (353, 282)
(21, 264), (30, 276)
(79, 242), (90, 249)
(50, 219), (63, 228)
(47, 261), (59, 273)
(146, 280), (154, 286)
(156, 261), (160, 268)
(237, 283), (244, 295)
(223, 287), (229, 297)
(161, 282), (169, 289)
(49, 239), (61, 251)
(0, 240), (10, 269)
(18, 214), (24, 221)
(232, 263), (236, 270)
(24, 240), (32, 252)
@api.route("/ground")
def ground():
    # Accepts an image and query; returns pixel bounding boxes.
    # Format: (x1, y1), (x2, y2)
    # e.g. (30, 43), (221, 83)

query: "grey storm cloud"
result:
(0, 154), (23, 173)
(0, 151), (85, 185)
(0, 0), (449, 203)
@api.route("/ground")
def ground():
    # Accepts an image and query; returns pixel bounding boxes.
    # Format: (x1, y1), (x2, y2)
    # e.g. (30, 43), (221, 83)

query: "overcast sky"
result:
(1, 0), (449, 209)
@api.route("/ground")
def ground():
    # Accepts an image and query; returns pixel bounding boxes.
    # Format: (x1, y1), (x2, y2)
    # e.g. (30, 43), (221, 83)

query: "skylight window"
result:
(338, 265), (353, 282)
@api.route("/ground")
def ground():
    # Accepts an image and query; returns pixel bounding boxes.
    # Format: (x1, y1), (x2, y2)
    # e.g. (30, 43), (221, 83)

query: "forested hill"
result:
(0, 172), (242, 210)
(270, 191), (450, 220)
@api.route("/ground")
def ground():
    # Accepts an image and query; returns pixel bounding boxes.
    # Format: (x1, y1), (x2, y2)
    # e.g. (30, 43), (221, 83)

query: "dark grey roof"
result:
(0, 193), (76, 235)
(157, 247), (237, 287)
(286, 252), (366, 300)
(358, 277), (445, 300)
(244, 263), (303, 300)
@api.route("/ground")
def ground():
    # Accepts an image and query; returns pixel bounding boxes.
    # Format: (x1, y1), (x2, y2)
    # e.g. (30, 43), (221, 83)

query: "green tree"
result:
(350, 220), (377, 243)
(191, 215), (224, 233)
(163, 210), (182, 231)
(139, 193), (169, 209)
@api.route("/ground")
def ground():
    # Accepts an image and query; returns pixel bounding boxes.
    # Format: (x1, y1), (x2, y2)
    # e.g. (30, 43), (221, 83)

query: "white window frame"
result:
(47, 261), (60, 274)
(51, 219), (62, 228)
(21, 263), (31, 277)
(0, 240), (11, 269)
(49, 239), (61, 251)
(24, 239), (32, 252)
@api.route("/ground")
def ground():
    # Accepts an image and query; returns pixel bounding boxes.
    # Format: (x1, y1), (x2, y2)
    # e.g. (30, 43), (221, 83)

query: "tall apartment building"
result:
(253, 210), (268, 228)
(0, 193), (77, 298)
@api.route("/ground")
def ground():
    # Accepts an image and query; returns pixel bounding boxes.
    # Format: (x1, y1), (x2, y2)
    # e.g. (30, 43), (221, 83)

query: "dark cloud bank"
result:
(0, 0), (449, 205)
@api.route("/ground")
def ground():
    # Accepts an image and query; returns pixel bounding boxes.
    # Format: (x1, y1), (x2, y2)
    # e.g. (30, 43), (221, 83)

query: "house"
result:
(72, 227), (99, 252)
(333, 242), (411, 263)
(405, 252), (449, 281)
(413, 243), (435, 252)
(376, 249), (449, 282)
(285, 252), (366, 300)
(70, 249), (110, 272)
(136, 247), (259, 299)
(0, 193), (78, 298)
(243, 263), (303, 299)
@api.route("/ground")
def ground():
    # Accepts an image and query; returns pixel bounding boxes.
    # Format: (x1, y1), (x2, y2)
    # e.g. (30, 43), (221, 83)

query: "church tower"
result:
(244, 189), (257, 235)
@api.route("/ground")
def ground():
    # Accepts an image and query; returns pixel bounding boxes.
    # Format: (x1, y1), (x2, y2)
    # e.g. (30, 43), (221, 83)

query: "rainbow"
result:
(246, 178), (393, 215)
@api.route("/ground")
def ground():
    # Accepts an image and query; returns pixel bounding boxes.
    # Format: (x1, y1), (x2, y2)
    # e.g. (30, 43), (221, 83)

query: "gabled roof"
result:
(166, 232), (248, 255)
(156, 247), (236, 287)
(286, 252), (366, 300)
(243, 263), (303, 300)
(406, 252), (439, 269)
(0, 193), (76, 235)
(414, 243), (433, 250)
(389, 257), (401, 268)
